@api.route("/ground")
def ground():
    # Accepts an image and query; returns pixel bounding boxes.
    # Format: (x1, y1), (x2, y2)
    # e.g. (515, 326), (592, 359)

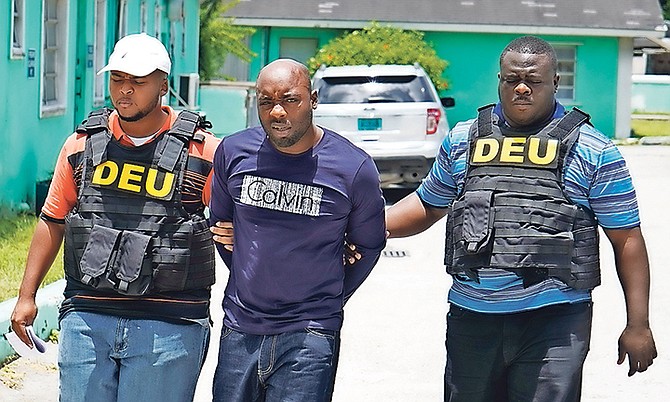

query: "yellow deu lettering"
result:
(118, 163), (145, 193)
(472, 137), (559, 165)
(92, 161), (119, 186)
(91, 160), (176, 199)
(146, 168), (175, 198)
(499, 137), (526, 163)
(527, 138), (558, 165)
(472, 138), (500, 163)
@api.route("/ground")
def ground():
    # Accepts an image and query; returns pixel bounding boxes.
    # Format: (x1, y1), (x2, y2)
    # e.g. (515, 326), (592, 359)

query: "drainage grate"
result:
(382, 250), (408, 258)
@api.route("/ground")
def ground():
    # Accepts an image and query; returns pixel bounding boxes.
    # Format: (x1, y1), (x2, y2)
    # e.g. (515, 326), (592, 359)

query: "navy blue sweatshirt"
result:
(210, 126), (386, 335)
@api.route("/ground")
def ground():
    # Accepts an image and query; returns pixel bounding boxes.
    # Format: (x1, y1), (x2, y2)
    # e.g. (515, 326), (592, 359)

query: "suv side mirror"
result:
(441, 97), (455, 108)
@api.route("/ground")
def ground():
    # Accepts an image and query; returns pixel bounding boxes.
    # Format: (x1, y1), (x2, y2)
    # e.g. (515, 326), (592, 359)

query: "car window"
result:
(315, 75), (435, 104)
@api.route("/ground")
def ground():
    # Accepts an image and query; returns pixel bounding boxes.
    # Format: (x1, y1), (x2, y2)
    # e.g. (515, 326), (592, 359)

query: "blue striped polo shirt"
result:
(417, 103), (640, 313)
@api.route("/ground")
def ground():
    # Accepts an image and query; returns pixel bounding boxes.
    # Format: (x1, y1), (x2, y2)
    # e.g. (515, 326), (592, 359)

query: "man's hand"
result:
(617, 324), (657, 376)
(211, 221), (234, 251)
(10, 297), (38, 348)
(211, 221), (365, 264)
(344, 241), (361, 266)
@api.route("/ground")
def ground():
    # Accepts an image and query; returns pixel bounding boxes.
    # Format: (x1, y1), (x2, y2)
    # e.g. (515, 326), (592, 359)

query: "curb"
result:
(613, 136), (670, 146)
(0, 279), (65, 363)
(639, 136), (670, 145)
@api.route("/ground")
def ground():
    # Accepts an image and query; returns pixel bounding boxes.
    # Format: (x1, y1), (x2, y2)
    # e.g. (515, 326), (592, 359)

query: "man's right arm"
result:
(386, 128), (460, 238)
(10, 218), (65, 346)
(11, 134), (77, 346)
(386, 192), (447, 238)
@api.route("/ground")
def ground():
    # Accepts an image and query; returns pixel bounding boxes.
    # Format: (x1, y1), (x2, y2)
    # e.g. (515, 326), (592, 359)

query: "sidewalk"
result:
(0, 341), (58, 402)
(1, 145), (668, 401)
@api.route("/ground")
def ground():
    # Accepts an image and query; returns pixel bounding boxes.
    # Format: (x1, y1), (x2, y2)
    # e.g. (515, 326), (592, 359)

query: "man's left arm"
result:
(342, 158), (387, 302)
(586, 140), (657, 376)
(603, 227), (657, 376)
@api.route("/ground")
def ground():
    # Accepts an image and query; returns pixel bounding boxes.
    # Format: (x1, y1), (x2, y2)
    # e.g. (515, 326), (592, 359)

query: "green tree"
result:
(199, 0), (256, 81)
(308, 22), (449, 91)
(660, 0), (670, 20)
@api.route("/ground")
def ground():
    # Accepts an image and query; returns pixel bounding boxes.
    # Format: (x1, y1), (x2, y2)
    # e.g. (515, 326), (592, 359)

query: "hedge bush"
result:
(308, 22), (449, 91)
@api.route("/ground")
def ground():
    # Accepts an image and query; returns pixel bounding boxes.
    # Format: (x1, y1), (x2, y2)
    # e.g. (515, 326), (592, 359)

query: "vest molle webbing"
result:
(64, 109), (215, 295)
(444, 105), (600, 290)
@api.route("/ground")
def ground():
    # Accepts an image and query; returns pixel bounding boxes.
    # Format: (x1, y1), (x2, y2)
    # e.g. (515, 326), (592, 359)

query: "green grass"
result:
(630, 117), (670, 138)
(0, 214), (64, 302)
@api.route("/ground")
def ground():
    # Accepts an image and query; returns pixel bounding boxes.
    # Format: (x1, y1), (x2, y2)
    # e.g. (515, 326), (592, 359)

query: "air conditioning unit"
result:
(179, 73), (199, 110)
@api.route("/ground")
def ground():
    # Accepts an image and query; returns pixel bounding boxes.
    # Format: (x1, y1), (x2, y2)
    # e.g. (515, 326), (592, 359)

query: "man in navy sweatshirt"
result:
(209, 59), (387, 402)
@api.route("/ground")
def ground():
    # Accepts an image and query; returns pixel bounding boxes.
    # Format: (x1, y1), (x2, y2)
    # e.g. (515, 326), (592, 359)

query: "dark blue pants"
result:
(213, 326), (340, 402)
(444, 302), (593, 402)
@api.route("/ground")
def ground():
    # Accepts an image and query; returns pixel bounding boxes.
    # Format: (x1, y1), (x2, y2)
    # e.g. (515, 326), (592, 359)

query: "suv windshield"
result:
(315, 75), (435, 104)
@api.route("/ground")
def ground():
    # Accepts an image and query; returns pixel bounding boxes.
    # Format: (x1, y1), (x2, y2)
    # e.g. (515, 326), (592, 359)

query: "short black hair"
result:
(500, 36), (558, 73)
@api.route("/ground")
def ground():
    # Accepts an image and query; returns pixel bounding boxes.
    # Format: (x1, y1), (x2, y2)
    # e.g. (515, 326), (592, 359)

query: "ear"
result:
(160, 79), (168, 96)
(310, 89), (318, 110)
(553, 74), (560, 92)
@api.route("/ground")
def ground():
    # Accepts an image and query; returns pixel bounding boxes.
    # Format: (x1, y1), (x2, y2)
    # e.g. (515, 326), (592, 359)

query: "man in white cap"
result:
(10, 33), (220, 401)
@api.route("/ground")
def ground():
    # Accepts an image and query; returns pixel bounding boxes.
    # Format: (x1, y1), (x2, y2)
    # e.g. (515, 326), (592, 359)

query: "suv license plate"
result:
(358, 118), (381, 131)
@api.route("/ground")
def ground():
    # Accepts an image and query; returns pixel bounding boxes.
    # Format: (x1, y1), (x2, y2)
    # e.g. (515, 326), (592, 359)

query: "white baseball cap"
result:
(97, 33), (171, 77)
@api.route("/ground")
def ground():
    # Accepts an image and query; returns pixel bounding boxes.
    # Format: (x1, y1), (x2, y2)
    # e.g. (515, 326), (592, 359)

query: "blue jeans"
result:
(213, 326), (341, 402)
(58, 311), (209, 402)
(444, 302), (593, 402)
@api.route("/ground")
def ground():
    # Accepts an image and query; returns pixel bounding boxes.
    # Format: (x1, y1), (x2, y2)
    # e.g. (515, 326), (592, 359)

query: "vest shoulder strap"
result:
(78, 108), (113, 166)
(156, 110), (210, 172)
(76, 108), (113, 135)
(462, 104), (496, 185)
(548, 107), (590, 141)
(167, 110), (210, 142)
(474, 104), (496, 140)
(551, 108), (591, 180)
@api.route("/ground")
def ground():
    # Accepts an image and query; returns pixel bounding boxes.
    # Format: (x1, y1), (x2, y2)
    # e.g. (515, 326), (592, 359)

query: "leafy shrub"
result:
(308, 22), (449, 91)
(199, 0), (256, 81)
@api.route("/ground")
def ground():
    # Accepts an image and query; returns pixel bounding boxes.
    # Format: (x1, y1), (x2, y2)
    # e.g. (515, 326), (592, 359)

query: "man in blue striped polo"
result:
(386, 35), (657, 402)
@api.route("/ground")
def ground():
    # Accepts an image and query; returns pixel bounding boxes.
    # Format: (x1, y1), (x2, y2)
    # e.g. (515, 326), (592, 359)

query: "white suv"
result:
(312, 64), (454, 188)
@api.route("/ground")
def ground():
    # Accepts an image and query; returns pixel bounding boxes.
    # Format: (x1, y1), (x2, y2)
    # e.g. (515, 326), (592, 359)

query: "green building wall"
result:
(0, 2), (78, 213)
(632, 76), (670, 113)
(0, 0), (201, 213)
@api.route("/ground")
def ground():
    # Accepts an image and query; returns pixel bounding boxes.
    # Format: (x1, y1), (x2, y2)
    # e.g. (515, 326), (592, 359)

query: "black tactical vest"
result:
(445, 105), (600, 290)
(63, 108), (216, 295)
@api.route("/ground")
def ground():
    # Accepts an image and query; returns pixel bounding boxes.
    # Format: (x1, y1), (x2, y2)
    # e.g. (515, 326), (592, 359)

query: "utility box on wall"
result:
(179, 73), (200, 110)
(35, 179), (51, 216)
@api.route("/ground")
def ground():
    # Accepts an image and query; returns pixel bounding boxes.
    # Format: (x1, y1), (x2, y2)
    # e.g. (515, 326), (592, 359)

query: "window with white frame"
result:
(118, 0), (128, 38)
(41, 0), (69, 116)
(94, 0), (108, 105)
(220, 36), (252, 81)
(11, 0), (26, 58)
(280, 38), (318, 65)
(154, 4), (163, 39)
(555, 46), (576, 101)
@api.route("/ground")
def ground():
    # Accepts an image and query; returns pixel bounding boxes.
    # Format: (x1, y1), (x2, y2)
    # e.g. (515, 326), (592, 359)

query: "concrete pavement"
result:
(1, 145), (668, 401)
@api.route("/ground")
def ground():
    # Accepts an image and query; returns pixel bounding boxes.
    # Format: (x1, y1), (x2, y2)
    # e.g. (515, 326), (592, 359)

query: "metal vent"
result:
(382, 250), (408, 258)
